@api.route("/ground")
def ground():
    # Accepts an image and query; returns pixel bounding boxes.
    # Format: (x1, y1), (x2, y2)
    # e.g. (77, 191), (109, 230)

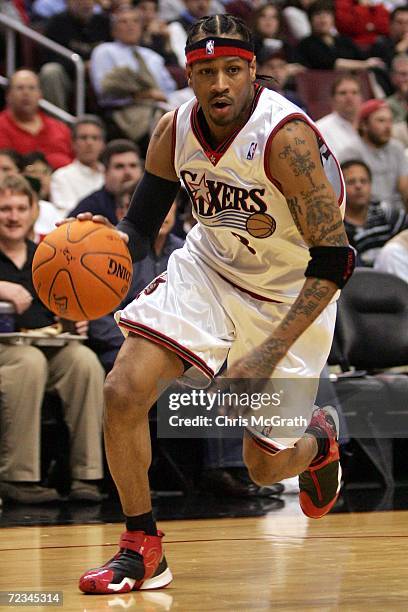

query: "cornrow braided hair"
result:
(185, 14), (252, 47)
(186, 14), (276, 84)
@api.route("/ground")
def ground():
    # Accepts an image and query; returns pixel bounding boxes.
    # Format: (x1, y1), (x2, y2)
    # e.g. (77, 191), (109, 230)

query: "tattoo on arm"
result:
(287, 187), (348, 247)
(287, 196), (303, 235)
(279, 278), (331, 335)
(272, 120), (348, 247)
(229, 337), (288, 378)
(229, 277), (337, 379)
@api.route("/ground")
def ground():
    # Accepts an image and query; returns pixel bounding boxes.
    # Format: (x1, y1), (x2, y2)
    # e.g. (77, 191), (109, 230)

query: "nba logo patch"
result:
(246, 142), (258, 160)
(206, 40), (215, 55)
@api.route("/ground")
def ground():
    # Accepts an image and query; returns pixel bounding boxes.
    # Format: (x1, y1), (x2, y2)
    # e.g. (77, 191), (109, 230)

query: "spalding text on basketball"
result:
(107, 258), (132, 282)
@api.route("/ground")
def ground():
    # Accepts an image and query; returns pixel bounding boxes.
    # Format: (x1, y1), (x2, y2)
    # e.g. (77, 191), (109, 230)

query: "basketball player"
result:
(77, 15), (355, 594)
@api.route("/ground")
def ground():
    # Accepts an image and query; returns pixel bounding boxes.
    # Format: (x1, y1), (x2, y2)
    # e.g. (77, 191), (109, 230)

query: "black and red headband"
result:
(185, 36), (254, 66)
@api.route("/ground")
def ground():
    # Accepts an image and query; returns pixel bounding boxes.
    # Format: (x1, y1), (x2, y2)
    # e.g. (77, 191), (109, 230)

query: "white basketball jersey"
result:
(173, 85), (345, 303)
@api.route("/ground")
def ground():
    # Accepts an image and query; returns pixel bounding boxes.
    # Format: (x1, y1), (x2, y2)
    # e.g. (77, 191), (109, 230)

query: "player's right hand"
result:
(0, 281), (33, 314)
(56, 212), (129, 244)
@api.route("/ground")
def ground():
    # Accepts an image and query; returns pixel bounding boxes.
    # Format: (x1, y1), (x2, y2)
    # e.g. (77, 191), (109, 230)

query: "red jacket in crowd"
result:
(335, 0), (390, 48)
(0, 110), (74, 169)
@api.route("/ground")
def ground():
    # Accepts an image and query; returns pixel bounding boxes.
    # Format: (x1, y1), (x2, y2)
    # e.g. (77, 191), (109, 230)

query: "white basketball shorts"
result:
(115, 245), (336, 448)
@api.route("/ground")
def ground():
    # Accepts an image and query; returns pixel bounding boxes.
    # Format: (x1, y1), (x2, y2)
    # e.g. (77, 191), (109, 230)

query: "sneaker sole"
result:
(139, 567), (173, 590)
(105, 567), (173, 593)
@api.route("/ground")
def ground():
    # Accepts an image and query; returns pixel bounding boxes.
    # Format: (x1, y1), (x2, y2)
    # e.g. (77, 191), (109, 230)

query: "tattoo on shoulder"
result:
(283, 120), (302, 132)
(278, 145), (316, 185)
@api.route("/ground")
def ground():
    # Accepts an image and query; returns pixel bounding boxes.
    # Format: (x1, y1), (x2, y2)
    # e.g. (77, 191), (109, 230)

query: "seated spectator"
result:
(374, 228), (408, 282)
(252, 2), (295, 62)
(136, 0), (180, 66)
(316, 74), (363, 162)
(22, 152), (62, 240)
(0, 149), (61, 241)
(0, 149), (23, 180)
(386, 53), (408, 122)
(342, 99), (408, 211)
(90, 6), (176, 145)
(282, 0), (313, 44)
(0, 174), (105, 503)
(167, 0), (212, 67)
(69, 139), (142, 224)
(296, 0), (385, 72)
(50, 115), (106, 214)
(39, 0), (111, 112)
(341, 159), (408, 265)
(160, 0), (222, 26)
(335, 0), (389, 51)
(22, 151), (52, 202)
(256, 49), (307, 110)
(0, 70), (74, 169)
(224, 0), (265, 24)
(371, 6), (408, 69)
(370, 6), (408, 94)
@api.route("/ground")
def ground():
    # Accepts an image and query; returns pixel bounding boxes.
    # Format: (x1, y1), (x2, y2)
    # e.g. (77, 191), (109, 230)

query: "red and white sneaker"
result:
(79, 530), (173, 594)
(299, 406), (342, 519)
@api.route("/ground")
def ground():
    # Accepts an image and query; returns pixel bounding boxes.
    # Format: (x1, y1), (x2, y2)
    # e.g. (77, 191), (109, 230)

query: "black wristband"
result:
(305, 246), (356, 289)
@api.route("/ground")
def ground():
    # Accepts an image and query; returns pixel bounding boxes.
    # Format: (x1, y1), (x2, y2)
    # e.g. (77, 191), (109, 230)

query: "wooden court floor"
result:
(1, 510), (408, 611)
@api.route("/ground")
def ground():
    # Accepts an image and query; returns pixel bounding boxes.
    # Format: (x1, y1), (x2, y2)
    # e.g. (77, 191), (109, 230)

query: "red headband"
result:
(185, 36), (254, 66)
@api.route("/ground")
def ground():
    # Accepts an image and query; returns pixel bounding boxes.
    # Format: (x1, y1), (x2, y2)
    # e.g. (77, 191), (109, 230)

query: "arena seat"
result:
(331, 269), (408, 487)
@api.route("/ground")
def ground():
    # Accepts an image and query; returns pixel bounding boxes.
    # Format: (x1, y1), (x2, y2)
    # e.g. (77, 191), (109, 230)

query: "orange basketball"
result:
(246, 213), (276, 238)
(32, 220), (133, 321)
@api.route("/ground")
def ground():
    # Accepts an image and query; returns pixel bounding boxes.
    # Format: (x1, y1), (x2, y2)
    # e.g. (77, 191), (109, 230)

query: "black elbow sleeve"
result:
(305, 246), (356, 289)
(116, 171), (180, 262)
(116, 218), (150, 262)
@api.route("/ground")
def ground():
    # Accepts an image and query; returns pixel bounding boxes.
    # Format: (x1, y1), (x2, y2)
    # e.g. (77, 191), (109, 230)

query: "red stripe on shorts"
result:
(119, 318), (215, 380)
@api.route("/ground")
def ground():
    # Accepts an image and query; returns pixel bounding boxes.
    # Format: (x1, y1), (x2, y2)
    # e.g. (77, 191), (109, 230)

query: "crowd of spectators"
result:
(1, 0), (408, 506)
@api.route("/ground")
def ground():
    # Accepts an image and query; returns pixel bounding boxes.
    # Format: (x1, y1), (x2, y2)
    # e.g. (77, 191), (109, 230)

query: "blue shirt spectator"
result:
(90, 7), (176, 108)
(32, 0), (66, 19)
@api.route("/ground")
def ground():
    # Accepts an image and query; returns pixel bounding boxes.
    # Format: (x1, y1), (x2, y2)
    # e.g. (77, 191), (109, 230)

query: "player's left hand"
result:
(203, 355), (277, 420)
(56, 212), (129, 245)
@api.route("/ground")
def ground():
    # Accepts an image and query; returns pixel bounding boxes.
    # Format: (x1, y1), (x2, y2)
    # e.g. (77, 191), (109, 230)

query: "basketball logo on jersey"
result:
(206, 40), (215, 55)
(181, 170), (276, 238)
(246, 142), (258, 160)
